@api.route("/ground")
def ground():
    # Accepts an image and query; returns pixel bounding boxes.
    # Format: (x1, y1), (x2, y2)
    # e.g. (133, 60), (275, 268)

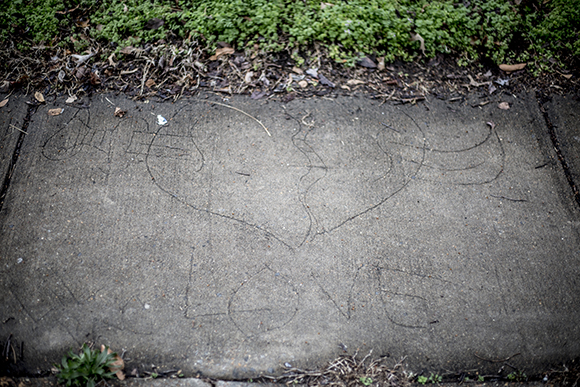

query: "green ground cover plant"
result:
(55, 344), (117, 387)
(0, 0), (578, 71)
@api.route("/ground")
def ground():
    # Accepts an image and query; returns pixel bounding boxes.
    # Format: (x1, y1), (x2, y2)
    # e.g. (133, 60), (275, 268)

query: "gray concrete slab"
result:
(545, 94), (580, 195)
(0, 92), (579, 378)
(0, 94), (28, 205)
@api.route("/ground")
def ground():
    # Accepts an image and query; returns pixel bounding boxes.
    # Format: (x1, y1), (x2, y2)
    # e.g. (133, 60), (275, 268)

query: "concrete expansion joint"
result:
(536, 91), (580, 209)
(0, 103), (37, 211)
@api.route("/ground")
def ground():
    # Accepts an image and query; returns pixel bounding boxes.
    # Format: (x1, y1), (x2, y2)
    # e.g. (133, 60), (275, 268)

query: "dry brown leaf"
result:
(0, 98), (8, 108)
(35, 92), (45, 103)
(298, 80), (308, 88)
(65, 95), (77, 104)
(209, 47), (235, 61)
(377, 57), (385, 71)
(562, 73), (573, 79)
(75, 20), (89, 28)
(145, 79), (155, 88)
(499, 63), (526, 72)
(244, 71), (254, 83)
(347, 79), (365, 86)
(120, 46), (135, 55)
(467, 75), (490, 87)
(107, 53), (116, 66)
(320, 2), (334, 9)
(291, 66), (303, 75)
(101, 345), (125, 380)
(498, 102), (510, 110)
(48, 108), (63, 116)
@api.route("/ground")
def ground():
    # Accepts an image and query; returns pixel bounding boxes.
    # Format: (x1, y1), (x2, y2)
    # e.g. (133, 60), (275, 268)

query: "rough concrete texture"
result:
(0, 92), (579, 377)
(545, 94), (580, 192)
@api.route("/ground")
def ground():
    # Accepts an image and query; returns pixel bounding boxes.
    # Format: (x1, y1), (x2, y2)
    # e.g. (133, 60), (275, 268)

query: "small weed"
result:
(55, 343), (117, 387)
(507, 370), (527, 382)
(478, 375), (484, 382)
(417, 373), (442, 384)
(359, 376), (373, 385)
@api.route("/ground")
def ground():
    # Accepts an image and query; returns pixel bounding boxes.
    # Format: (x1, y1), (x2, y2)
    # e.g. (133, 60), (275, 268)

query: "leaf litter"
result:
(259, 350), (410, 387)
(0, 22), (575, 109)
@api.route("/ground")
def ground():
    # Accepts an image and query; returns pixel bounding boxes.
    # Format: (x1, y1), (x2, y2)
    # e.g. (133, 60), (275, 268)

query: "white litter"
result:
(157, 115), (168, 126)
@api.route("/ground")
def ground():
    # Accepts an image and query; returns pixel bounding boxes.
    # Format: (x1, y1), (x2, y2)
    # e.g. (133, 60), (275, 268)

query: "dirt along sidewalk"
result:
(0, 91), (579, 379)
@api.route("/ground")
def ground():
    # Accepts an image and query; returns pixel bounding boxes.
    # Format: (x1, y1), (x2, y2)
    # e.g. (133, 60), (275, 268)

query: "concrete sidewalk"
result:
(0, 91), (579, 378)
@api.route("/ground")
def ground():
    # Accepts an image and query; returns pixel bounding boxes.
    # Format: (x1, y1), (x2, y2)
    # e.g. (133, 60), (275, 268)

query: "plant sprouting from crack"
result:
(55, 343), (117, 387)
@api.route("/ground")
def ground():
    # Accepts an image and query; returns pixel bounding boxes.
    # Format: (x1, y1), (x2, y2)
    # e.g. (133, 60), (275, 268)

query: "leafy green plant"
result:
(55, 344), (117, 387)
(507, 370), (527, 382)
(359, 376), (373, 386)
(417, 373), (442, 384)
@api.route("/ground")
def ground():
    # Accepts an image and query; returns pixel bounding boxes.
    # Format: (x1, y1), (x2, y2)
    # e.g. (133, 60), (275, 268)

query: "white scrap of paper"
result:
(157, 115), (168, 126)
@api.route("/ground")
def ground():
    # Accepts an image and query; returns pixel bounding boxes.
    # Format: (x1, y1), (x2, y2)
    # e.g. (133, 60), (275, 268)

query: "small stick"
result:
(140, 62), (151, 97)
(9, 124), (27, 134)
(206, 100), (271, 136)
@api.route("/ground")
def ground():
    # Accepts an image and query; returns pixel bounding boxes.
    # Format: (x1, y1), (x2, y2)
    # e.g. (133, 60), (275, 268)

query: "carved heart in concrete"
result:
(145, 105), (425, 248)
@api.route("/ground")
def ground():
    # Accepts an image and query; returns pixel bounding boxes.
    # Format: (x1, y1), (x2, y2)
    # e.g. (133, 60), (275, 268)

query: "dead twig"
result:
(9, 124), (27, 135)
(205, 100), (271, 136)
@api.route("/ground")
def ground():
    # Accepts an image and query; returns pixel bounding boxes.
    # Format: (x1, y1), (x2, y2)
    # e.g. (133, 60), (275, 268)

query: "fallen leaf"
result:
(498, 102), (510, 110)
(292, 66), (303, 75)
(75, 66), (88, 79)
(562, 73), (573, 79)
(340, 85), (351, 91)
(120, 46), (135, 55)
(107, 53), (116, 66)
(306, 68), (318, 78)
(35, 92), (45, 103)
(215, 86), (232, 93)
(114, 107), (126, 117)
(89, 72), (101, 85)
(347, 79), (365, 86)
(58, 70), (66, 83)
(145, 79), (155, 88)
(467, 75), (490, 87)
(0, 98), (8, 108)
(70, 52), (95, 66)
(298, 80), (308, 88)
(320, 2), (334, 9)
(251, 90), (267, 99)
(319, 73), (335, 88)
(123, 4), (128, 12)
(48, 108), (63, 116)
(144, 18), (164, 30)
(244, 71), (254, 84)
(101, 345), (125, 381)
(75, 19), (89, 28)
(357, 56), (376, 69)
(499, 63), (526, 72)
(410, 32), (425, 55)
(209, 47), (235, 61)
(377, 57), (385, 71)
(65, 95), (77, 104)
